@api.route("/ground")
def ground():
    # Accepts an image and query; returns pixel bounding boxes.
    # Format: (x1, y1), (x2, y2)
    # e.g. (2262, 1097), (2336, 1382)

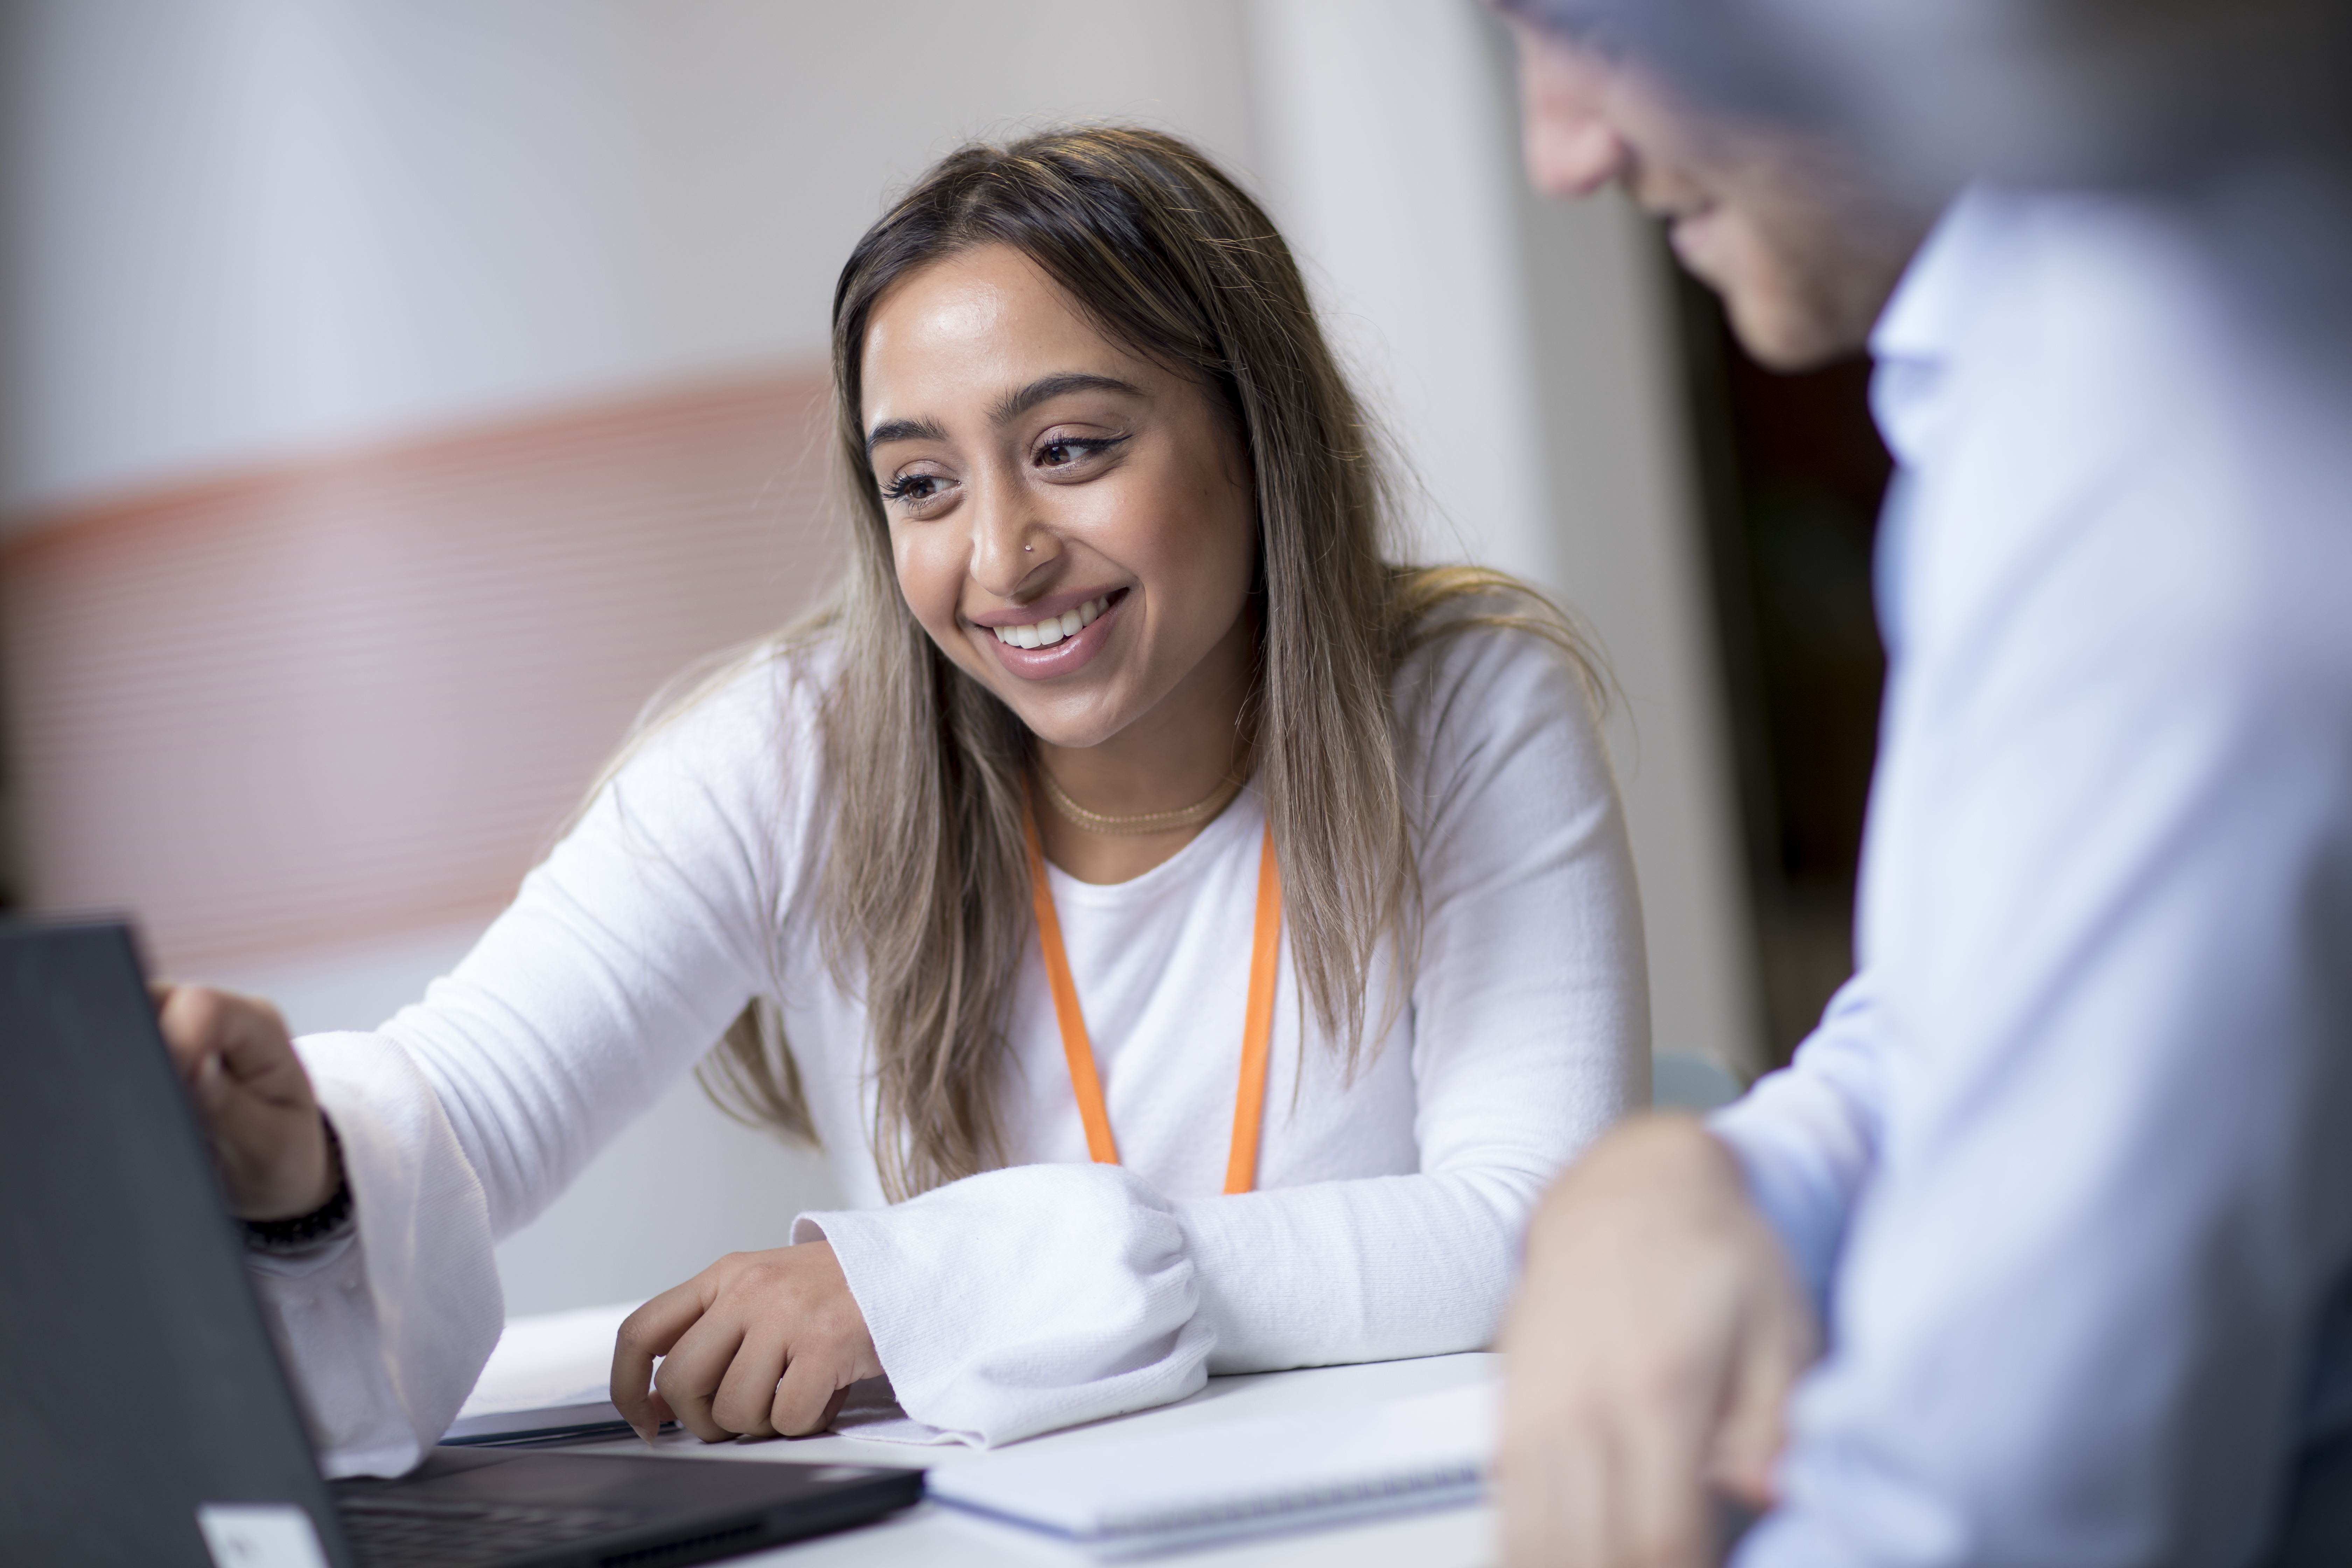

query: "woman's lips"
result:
(978, 588), (1127, 681)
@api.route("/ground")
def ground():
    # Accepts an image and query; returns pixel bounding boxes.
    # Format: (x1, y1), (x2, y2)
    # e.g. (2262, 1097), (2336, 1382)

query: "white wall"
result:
(4, 0), (1264, 518)
(1246, 0), (1558, 583)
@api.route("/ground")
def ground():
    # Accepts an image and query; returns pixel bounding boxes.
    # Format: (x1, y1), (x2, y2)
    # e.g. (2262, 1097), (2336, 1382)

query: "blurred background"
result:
(0, 0), (1885, 1314)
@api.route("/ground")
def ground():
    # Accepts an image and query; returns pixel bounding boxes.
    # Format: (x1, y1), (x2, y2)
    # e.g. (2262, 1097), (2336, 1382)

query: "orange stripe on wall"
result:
(2, 366), (844, 974)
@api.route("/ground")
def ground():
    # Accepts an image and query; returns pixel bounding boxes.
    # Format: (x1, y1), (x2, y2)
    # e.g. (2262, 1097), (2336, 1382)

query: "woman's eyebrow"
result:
(865, 374), (1143, 456)
(990, 372), (1144, 426)
(865, 415), (947, 456)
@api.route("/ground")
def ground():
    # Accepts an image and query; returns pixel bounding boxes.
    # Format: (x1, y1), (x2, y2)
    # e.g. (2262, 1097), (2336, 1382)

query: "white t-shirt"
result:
(255, 610), (1647, 1476)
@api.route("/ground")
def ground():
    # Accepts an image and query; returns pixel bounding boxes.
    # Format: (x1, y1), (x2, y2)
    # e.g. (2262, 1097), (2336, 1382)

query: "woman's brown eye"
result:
(1037, 434), (1126, 470)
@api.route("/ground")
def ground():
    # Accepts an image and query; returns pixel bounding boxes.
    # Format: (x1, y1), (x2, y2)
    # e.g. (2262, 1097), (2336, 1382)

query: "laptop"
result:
(0, 920), (924, 1567)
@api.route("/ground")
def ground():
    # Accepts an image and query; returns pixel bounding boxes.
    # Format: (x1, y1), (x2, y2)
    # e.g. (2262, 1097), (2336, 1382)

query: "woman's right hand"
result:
(153, 983), (336, 1220)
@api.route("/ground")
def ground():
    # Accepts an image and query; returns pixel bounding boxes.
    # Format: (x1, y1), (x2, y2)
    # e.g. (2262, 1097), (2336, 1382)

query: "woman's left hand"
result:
(610, 1240), (882, 1442)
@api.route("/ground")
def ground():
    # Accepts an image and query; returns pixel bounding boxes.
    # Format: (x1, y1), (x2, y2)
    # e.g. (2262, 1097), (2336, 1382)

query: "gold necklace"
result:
(1036, 765), (1245, 836)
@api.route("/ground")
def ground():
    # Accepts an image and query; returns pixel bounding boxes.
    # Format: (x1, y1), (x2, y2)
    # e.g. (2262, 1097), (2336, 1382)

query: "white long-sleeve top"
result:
(1713, 187), (2352, 1565)
(253, 613), (1647, 1477)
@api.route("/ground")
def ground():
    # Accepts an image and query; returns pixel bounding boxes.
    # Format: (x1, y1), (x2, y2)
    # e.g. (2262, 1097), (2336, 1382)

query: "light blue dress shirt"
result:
(1711, 187), (2352, 1566)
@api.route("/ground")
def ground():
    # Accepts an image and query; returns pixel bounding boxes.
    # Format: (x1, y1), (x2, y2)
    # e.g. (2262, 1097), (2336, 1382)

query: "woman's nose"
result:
(967, 476), (1054, 598)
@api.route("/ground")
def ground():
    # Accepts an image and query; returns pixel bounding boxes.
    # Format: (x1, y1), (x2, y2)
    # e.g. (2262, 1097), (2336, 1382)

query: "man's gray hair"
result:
(1505, 0), (2352, 188)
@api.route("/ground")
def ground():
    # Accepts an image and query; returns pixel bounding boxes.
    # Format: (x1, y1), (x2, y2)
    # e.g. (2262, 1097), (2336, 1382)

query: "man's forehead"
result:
(1497, 0), (1842, 132)
(1492, 0), (1632, 56)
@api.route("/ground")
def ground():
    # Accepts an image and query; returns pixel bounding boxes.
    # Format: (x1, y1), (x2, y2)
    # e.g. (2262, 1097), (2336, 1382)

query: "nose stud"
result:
(1024, 545), (1034, 553)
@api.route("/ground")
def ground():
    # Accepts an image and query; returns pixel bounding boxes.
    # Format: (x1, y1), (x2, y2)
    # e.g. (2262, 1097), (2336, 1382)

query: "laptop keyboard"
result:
(336, 1494), (646, 1567)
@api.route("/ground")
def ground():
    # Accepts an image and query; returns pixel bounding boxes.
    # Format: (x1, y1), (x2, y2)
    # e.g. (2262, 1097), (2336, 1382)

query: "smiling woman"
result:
(862, 257), (1261, 889)
(154, 125), (1650, 1471)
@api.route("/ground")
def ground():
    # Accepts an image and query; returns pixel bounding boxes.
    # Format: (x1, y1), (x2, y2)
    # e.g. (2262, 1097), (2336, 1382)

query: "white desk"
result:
(563, 1352), (1501, 1566)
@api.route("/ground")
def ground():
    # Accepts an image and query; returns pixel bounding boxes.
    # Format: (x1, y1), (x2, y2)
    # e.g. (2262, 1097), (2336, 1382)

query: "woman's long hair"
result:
(701, 125), (1597, 1199)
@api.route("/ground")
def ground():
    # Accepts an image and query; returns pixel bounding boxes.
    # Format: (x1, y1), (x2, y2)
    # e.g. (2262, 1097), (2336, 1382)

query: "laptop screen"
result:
(0, 922), (353, 1566)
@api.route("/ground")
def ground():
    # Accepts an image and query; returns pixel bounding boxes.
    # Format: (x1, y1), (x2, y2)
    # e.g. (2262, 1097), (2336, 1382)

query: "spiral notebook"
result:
(925, 1380), (1495, 1557)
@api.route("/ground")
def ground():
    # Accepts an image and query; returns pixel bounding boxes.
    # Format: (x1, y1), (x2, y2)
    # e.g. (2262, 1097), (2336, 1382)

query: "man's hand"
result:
(611, 1241), (882, 1443)
(153, 983), (334, 1221)
(1499, 1114), (1819, 1568)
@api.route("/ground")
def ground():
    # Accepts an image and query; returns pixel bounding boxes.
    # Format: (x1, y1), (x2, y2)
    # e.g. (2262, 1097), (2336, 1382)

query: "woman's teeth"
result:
(993, 595), (1107, 649)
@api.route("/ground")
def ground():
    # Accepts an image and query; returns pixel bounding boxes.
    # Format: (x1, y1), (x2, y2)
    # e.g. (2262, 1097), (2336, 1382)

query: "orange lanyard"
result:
(1022, 804), (1282, 1194)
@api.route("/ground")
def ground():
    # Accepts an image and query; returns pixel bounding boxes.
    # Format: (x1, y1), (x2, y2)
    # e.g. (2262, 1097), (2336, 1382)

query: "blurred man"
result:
(1494, 9), (2352, 1567)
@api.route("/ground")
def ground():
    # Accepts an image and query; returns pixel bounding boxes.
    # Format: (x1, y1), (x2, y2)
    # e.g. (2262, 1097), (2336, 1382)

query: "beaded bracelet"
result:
(242, 1116), (355, 1255)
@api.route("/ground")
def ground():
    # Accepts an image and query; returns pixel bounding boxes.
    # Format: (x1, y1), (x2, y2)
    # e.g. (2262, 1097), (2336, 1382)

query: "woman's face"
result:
(860, 244), (1257, 752)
